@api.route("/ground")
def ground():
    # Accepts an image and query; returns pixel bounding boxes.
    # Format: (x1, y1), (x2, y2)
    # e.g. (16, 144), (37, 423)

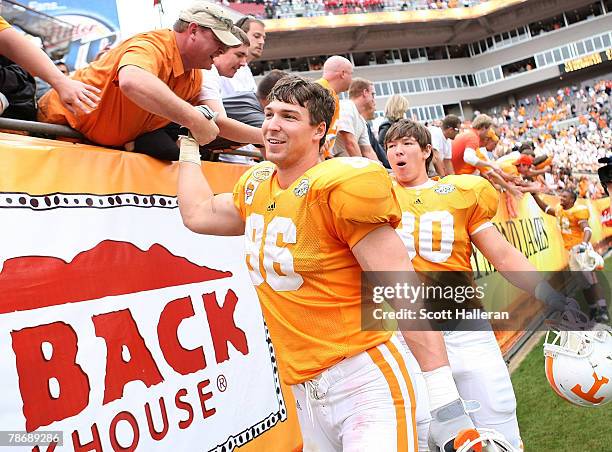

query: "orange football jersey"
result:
(393, 175), (499, 272)
(554, 204), (590, 250)
(233, 157), (400, 385)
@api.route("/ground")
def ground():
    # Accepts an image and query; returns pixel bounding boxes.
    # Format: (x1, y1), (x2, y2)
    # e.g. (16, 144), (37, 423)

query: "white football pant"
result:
(292, 335), (418, 451)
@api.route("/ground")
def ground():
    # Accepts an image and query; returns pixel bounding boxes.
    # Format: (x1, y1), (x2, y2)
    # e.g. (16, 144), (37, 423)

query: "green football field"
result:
(511, 258), (612, 450)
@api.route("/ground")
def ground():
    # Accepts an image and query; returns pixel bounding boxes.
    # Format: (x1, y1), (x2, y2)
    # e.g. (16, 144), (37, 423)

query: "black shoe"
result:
(594, 307), (610, 324)
(589, 307), (599, 321)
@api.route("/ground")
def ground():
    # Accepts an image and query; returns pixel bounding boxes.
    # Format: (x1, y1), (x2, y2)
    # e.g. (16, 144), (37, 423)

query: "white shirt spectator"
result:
(428, 126), (452, 160)
(333, 99), (369, 157)
(219, 65), (257, 97)
(199, 66), (223, 102)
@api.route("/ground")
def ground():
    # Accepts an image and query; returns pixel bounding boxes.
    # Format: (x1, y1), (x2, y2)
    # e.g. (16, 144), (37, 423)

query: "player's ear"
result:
(314, 121), (326, 141)
(423, 143), (432, 160)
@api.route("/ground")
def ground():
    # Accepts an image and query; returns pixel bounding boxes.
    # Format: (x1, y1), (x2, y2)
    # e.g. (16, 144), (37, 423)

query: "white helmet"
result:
(453, 428), (519, 452)
(543, 321), (612, 407)
(569, 243), (604, 271)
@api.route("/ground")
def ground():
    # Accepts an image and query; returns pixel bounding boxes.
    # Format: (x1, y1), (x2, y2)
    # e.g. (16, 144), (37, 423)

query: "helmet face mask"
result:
(569, 243), (605, 272)
(543, 325), (612, 407)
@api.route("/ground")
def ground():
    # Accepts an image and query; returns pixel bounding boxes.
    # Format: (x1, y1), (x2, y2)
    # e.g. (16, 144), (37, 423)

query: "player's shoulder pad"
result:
(572, 204), (590, 219)
(309, 157), (391, 193)
(313, 158), (397, 221)
(440, 174), (494, 193)
(439, 174), (499, 211)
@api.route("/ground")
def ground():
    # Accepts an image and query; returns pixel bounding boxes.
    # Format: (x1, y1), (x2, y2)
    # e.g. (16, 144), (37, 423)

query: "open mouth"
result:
(396, 161), (407, 167)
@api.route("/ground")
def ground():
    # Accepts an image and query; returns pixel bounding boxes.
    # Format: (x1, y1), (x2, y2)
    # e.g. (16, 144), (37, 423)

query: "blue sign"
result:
(28, 0), (121, 70)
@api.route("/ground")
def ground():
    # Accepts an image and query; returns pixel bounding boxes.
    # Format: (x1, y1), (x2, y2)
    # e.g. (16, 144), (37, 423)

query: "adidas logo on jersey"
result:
(267, 201), (276, 211)
(415, 198), (423, 204)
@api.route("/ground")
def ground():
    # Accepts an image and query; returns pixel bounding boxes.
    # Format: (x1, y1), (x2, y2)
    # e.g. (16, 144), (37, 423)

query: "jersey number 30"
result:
(245, 214), (304, 291)
(399, 211), (454, 263)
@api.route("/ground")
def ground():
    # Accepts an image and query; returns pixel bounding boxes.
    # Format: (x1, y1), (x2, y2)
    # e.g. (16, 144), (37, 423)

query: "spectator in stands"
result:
(199, 27), (264, 148)
(37, 1), (241, 154)
(315, 55), (353, 157)
(451, 114), (496, 174)
(377, 94), (410, 147)
(133, 27), (258, 160)
(0, 15), (99, 116)
(219, 16), (266, 96)
(332, 78), (379, 161)
(427, 114), (460, 176)
(202, 69), (289, 156)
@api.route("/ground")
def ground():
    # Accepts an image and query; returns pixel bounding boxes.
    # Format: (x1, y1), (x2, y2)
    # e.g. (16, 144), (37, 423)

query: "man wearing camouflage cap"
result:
(38, 1), (241, 156)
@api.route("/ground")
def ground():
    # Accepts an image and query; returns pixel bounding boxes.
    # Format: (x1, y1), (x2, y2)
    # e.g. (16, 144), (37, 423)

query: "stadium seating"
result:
(222, 0), (488, 19)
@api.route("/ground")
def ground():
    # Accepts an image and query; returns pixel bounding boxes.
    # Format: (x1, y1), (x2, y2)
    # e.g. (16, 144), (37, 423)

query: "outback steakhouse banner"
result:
(0, 134), (301, 451)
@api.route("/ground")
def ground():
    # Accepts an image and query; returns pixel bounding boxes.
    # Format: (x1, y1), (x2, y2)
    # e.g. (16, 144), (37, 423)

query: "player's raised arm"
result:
(177, 136), (245, 236)
(352, 225), (477, 451)
(532, 192), (555, 216)
(472, 225), (575, 313)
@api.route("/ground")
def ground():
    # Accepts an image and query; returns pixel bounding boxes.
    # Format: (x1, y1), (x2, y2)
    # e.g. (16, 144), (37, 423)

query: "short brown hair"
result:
(442, 114), (461, 130)
(173, 19), (189, 32)
(384, 119), (433, 169)
(268, 76), (335, 148)
(472, 114), (493, 130)
(257, 69), (288, 100)
(348, 78), (373, 99)
(236, 16), (265, 33)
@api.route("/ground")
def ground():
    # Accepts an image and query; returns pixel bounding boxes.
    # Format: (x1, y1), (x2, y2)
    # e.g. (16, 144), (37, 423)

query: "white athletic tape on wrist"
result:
(583, 227), (592, 233)
(423, 365), (460, 411)
(179, 136), (201, 166)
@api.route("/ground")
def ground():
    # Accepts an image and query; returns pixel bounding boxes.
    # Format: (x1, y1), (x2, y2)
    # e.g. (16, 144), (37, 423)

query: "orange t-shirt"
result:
(0, 16), (11, 32)
(451, 129), (480, 175)
(38, 29), (202, 147)
(554, 204), (590, 250)
(315, 77), (340, 158)
(233, 158), (399, 384)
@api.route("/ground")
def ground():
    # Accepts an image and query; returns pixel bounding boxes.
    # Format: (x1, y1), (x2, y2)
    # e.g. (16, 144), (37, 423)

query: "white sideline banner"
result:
(0, 190), (286, 451)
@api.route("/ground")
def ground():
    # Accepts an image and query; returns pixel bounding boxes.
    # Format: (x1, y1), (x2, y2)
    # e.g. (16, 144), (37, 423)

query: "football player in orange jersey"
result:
(385, 119), (578, 451)
(176, 77), (477, 451)
(533, 191), (609, 323)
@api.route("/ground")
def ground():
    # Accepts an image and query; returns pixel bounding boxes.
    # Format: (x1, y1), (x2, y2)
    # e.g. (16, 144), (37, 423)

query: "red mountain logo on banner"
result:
(0, 240), (232, 313)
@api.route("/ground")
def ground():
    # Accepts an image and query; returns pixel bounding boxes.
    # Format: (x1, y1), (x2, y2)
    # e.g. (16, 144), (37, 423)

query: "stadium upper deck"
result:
(253, 0), (612, 120)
